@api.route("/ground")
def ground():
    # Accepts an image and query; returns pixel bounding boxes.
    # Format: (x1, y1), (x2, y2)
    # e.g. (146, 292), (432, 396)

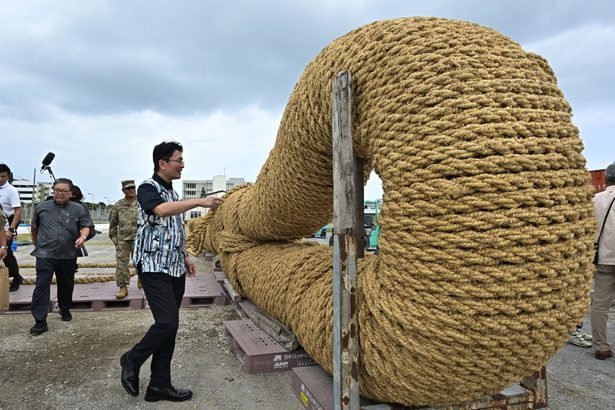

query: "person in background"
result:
(70, 185), (85, 206)
(29, 178), (93, 335)
(109, 180), (138, 299)
(119, 141), (221, 402)
(0, 163), (24, 292)
(0, 209), (8, 261)
(70, 185), (95, 265)
(590, 162), (615, 360)
(568, 322), (592, 348)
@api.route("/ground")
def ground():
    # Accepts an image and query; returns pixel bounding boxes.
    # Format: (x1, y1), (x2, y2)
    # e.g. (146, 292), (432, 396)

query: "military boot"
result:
(116, 286), (128, 299)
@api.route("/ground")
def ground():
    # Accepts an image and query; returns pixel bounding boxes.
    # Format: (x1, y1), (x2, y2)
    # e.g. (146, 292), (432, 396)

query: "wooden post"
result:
(332, 70), (360, 410)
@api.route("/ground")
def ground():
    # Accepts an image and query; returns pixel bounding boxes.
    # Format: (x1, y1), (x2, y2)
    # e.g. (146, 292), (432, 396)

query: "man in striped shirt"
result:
(120, 141), (221, 402)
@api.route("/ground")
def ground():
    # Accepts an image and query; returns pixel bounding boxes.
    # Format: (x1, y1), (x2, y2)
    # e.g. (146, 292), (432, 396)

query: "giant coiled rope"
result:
(187, 17), (595, 406)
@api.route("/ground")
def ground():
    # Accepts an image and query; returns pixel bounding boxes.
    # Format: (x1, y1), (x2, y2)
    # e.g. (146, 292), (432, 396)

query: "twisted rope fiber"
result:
(187, 17), (595, 406)
(18, 263), (117, 269)
(18, 272), (136, 285)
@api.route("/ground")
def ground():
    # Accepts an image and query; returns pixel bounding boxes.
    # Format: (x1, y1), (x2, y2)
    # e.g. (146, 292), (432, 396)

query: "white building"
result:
(183, 176), (248, 220)
(182, 175), (247, 200)
(11, 178), (52, 203)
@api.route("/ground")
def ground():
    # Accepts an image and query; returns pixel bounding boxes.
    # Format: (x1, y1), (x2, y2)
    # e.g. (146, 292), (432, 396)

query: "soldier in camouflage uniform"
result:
(109, 180), (138, 299)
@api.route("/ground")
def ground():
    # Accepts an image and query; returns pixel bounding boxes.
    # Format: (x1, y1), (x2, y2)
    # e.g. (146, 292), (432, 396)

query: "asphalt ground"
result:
(1, 228), (614, 409)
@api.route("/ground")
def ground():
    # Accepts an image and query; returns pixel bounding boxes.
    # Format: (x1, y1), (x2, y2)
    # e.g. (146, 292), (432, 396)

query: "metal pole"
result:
(31, 168), (37, 220)
(332, 70), (360, 410)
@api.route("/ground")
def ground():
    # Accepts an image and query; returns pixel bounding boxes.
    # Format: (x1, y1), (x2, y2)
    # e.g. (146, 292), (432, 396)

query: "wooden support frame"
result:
(332, 70), (361, 410)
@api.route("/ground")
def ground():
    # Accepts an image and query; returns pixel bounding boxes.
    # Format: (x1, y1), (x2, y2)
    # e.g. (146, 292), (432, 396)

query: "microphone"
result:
(41, 152), (55, 171)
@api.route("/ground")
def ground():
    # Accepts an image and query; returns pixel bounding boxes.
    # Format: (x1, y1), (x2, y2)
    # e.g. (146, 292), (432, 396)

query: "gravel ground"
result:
(1, 229), (614, 409)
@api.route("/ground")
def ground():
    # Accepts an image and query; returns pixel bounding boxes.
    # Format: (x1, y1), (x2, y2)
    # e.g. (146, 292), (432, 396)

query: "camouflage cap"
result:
(121, 180), (136, 189)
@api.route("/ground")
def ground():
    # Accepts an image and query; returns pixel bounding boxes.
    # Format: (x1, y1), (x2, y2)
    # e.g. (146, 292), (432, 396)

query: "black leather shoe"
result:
(120, 352), (140, 397)
(60, 310), (72, 322)
(30, 321), (48, 335)
(9, 275), (22, 292)
(144, 385), (193, 402)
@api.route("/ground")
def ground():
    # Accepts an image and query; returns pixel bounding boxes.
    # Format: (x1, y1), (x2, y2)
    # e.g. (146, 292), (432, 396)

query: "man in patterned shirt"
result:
(119, 141), (221, 402)
(109, 179), (138, 299)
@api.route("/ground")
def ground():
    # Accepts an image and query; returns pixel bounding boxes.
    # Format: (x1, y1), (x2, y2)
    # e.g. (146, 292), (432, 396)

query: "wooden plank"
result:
(520, 367), (548, 408)
(236, 299), (299, 351)
(223, 278), (242, 303)
(332, 69), (360, 410)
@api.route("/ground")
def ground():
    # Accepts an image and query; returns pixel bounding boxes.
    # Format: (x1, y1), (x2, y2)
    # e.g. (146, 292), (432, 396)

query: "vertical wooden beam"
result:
(332, 70), (360, 410)
(520, 367), (548, 408)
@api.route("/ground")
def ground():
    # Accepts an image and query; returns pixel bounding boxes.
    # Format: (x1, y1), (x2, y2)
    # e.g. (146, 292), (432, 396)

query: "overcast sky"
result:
(1, 0), (614, 203)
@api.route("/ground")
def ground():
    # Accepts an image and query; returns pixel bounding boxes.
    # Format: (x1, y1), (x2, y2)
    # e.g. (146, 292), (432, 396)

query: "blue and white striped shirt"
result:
(133, 175), (186, 277)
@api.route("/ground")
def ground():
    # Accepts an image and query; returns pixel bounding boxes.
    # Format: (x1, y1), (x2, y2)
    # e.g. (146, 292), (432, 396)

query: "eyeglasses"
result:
(124, 187), (135, 190)
(53, 189), (70, 194)
(166, 158), (185, 164)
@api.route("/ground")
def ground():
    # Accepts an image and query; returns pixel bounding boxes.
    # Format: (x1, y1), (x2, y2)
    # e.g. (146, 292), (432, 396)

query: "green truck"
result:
(327, 199), (381, 252)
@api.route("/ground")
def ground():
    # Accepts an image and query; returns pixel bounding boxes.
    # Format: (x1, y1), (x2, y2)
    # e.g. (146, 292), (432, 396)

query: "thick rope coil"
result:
(18, 263), (117, 269)
(18, 272), (137, 285)
(187, 17), (595, 406)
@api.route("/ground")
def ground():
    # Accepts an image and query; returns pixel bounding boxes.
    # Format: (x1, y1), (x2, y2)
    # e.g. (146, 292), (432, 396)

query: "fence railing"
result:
(20, 206), (111, 225)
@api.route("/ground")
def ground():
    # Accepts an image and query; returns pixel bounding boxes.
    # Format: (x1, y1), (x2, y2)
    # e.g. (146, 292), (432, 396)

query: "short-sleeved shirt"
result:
(30, 200), (94, 259)
(0, 182), (20, 229)
(0, 209), (7, 231)
(133, 174), (186, 277)
(137, 173), (170, 214)
(595, 185), (615, 265)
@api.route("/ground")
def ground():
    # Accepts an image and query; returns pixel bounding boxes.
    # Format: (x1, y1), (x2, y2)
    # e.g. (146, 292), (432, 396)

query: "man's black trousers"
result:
(5, 215), (20, 279)
(129, 272), (186, 388)
(31, 258), (76, 322)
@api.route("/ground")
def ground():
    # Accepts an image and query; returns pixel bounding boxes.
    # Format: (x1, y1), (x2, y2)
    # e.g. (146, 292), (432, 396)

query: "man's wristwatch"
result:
(8, 227), (15, 233)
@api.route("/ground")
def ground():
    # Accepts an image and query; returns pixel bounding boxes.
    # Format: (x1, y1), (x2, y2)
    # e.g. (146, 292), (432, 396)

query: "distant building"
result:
(182, 175), (247, 200)
(11, 178), (52, 203)
(183, 176), (248, 220)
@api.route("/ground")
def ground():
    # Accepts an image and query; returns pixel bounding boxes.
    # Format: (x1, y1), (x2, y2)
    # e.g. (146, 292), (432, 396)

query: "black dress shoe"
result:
(9, 275), (22, 292)
(60, 310), (72, 322)
(144, 385), (193, 402)
(120, 352), (140, 397)
(29, 321), (48, 335)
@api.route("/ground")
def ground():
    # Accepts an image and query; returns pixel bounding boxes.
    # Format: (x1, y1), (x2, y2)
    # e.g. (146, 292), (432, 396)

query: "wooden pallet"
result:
(69, 281), (144, 311)
(223, 319), (316, 374)
(291, 366), (548, 410)
(5, 284), (55, 314)
(180, 273), (226, 307)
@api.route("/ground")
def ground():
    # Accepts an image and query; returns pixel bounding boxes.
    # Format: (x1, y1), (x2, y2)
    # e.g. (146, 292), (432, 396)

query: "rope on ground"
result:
(18, 263), (117, 269)
(188, 17), (594, 406)
(19, 271), (137, 285)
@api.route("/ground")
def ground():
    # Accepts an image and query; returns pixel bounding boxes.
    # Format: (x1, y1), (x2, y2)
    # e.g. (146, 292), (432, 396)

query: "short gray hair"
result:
(606, 163), (615, 185)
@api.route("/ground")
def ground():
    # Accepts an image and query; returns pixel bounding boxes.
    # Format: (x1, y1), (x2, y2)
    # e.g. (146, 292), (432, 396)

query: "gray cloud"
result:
(2, 0), (612, 120)
(1, 0), (613, 200)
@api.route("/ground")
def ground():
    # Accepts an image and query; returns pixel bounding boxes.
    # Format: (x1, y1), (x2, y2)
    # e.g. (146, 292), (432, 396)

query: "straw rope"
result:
(16, 272), (137, 285)
(186, 17), (595, 406)
(18, 263), (117, 269)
